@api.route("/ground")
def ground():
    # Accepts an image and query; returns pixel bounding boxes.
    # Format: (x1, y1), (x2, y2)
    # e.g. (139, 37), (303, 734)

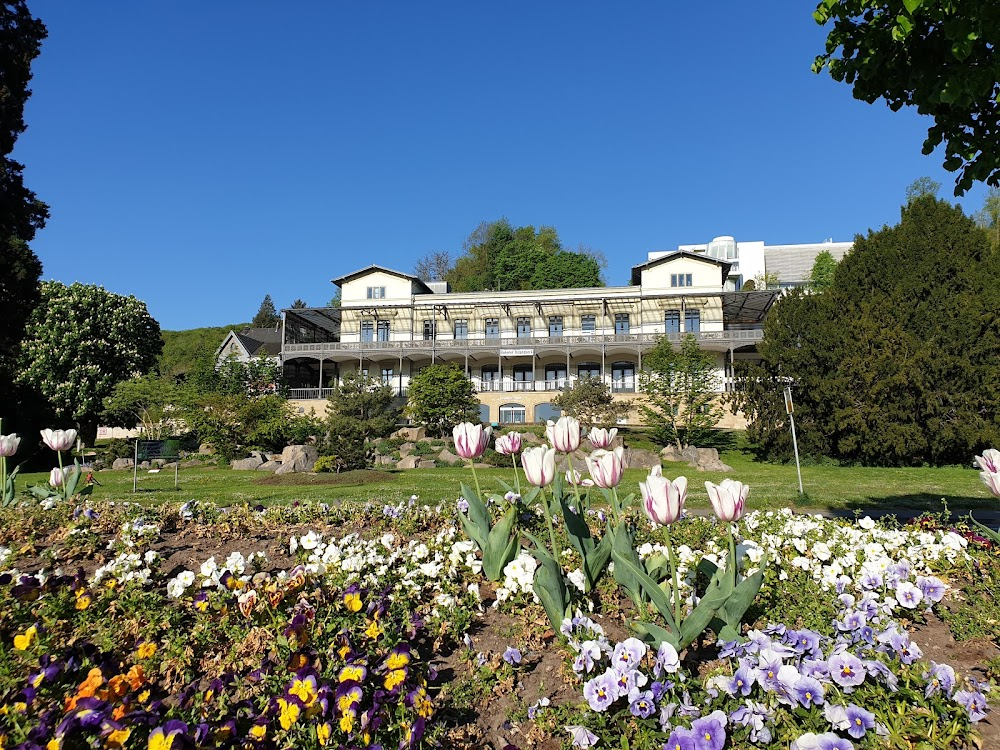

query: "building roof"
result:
(232, 327), (282, 356)
(630, 251), (732, 285)
(331, 264), (433, 293)
(763, 243), (851, 286)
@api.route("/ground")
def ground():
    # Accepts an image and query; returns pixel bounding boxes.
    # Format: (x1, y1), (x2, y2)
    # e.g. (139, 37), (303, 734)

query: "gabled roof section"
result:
(630, 251), (732, 285)
(216, 327), (281, 359)
(331, 264), (433, 293)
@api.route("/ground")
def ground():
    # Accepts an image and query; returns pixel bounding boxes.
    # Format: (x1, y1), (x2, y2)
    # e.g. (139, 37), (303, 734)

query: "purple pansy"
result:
(828, 652), (866, 688)
(844, 704), (875, 739)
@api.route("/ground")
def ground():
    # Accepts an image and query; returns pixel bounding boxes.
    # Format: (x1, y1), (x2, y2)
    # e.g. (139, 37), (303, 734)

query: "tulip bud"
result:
(705, 478), (749, 522)
(565, 468), (581, 485)
(641, 469), (687, 526)
(586, 447), (624, 489)
(49, 467), (71, 488)
(588, 427), (618, 450)
(452, 422), (491, 460)
(40, 428), (77, 452)
(546, 416), (581, 453)
(0, 433), (20, 458)
(495, 432), (522, 456)
(522, 446), (556, 487)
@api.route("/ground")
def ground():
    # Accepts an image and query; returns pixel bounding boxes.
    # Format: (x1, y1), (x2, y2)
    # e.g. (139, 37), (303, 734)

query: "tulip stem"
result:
(728, 523), (738, 590)
(565, 454), (585, 516)
(469, 461), (484, 504)
(609, 486), (622, 525)
(663, 524), (683, 629)
(541, 486), (560, 563)
(0, 418), (6, 502)
(511, 454), (521, 498)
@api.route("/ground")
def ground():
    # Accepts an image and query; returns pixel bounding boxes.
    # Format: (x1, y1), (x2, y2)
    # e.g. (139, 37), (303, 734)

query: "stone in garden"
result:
(250, 450), (266, 462)
(232, 457), (264, 471)
(680, 445), (701, 464)
(519, 432), (543, 444)
(277, 445), (318, 473)
(138, 461), (150, 469)
(257, 461), (281, 472)
(393, 426), (426, 441)
(163, 462), (179, 469)
(396, 455), (420, 470)
(198, 443), (215, 455)
(151, 459), (166, 467)
(112, 457), (134, 470)
(691, 447), (733, 472)
(660, 445), (685, 462)
(437, 448), (461, 465)
(376, 455), (395, 467)
(623, 448), (661, 470)
(398, 442), (415, 455)
(417, 459), (436, 469)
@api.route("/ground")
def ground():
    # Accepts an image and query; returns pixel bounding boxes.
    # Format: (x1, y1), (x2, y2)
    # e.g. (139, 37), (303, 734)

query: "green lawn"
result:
(17, 449), (996, 516)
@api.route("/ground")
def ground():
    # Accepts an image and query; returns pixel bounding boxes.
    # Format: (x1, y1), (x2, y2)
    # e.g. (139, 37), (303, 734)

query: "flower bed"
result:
(0, 427), (996, 749)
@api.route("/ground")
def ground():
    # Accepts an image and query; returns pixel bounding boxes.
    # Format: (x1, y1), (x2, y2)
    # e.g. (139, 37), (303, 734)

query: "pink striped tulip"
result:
(705, 479), (749, 522)
(495, 432), (522, 456)
(40, 428), (77, 452)
(49, 467), (72, 488)
(641, 469), (687, 526)
(452, 422), (491, 460)
(522, 446), (556, 487)
(586, 447), (624, 489)
(588, 427), (618, 450)
(974, 449), (999, 474)
(546, 416), (581, 453)
(0, 434), (19, 458)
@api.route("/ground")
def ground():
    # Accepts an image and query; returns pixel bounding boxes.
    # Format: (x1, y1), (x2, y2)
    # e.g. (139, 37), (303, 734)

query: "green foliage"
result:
(814, 0), (1000, 195)
(321, 372), (400, 470)
(732, 196), (1000, 465)
(974, 185), (1000, 249)
(312, 455), (341, 473)
(215, 356), (285, 398)
(0, 4), (49, 430)
(457, 483), (522, 582)
(102, 374), (177, 439)
(159, 324), (247, 381)
(405, 364), (480, 437)
(17, 282), (162, 445)
(906, 176), (942, 202)
(552, 376), (630, 429)
(446, 219), (604, 292)
(808, 249), (839, 292)
(251, 294), (279, 328)
(182, 393), (307, 461)
(640, 335), (724, 449)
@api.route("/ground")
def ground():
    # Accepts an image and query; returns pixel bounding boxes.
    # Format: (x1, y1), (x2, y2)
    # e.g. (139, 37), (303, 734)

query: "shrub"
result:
(313, 455), (341, 473)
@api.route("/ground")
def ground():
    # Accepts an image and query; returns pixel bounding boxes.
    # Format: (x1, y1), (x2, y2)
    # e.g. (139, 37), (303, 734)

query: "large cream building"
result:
(277, 237), (849, 426)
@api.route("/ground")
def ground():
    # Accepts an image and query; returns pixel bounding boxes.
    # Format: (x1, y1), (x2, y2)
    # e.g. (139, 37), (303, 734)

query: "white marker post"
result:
(784, 386), (803, 494)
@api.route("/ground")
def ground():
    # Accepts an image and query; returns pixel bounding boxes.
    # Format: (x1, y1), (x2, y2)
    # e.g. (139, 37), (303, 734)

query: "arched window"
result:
(499, 403), (526, 424)
(534, 403), (562, 423)
(577, 362), (600, 380)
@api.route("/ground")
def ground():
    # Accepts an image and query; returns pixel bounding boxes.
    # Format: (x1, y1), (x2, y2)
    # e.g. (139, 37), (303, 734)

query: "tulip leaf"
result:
(482, 505), (521, 581)
(582, 532), (613, 592)
(609, 524), (646, 610)
(559, 495), (595, 558)
(460, 483), (491, 541)
(678, 582), (728, 650)
(533, 553), (571, 631)
(969, 515), (1000, 544)
(611, 547), (678, 634)
(630, 620), (679, 650)
(523, 531), (554, 563)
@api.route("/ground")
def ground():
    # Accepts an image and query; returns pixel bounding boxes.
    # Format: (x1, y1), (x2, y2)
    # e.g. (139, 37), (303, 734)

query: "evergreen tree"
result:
(290, 299), (308, 309)
(733, 197), (1000, 465)
(321, 372), (399, 469)
(405, 364), (480, 437)
(252, 295), (279, 327)
(0, 2), (49, 432)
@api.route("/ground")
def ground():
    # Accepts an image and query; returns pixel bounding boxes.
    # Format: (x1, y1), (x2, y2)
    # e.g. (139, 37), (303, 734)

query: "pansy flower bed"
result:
(0, 427), (997, 749)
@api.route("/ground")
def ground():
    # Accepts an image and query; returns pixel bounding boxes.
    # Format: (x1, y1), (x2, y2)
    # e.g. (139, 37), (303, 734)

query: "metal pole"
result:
(133, 440), (138, 493)
(789, 412), (804, 494)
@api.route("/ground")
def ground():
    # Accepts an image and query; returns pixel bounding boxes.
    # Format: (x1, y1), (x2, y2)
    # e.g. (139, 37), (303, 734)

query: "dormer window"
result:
(367, 286), (386, 299)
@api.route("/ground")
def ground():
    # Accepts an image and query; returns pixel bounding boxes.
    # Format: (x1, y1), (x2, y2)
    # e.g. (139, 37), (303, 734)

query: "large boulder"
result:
(257, 461), (282, 472)
(112, 457), (135, 470)
(396, 455), (421, 470)
(375, 454), (396, 467)
(393, 426), (427, 441)
(692, 448), (733, 473)
(417, 459), (436, 469)
(437, 448), (461, 465)
(680, 445), (701, 465)
(198, 443), (215, 455)
(623, 448), (661, 470)
(232, 457), (264, 471)
(398, 442), (415, 456)
(274, 445), (318, 474)
(660, 445), (685, 462)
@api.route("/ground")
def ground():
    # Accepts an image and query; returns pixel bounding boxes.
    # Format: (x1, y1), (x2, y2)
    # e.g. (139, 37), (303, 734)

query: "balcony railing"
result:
(283, 329), (763, 355)
(288, 386), (408, 400)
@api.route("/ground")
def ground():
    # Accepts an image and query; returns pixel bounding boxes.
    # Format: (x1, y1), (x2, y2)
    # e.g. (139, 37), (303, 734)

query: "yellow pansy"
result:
(339, 714), (355, 733)
(13, 625), (37, 651)
(278, 697), (300, 730)
(74, 593), (91, 610)
(364, 620), (382, 639)
(136, 642), (156, 659)
(288, 676), (318, 707)
(316, 722), (331, 746)
(105, 727), (131, 748)
(249, 724), (267, 740)
(384, 668), (406, 691)
(386, 651), (410, 670)
(343, 592), (362, 612)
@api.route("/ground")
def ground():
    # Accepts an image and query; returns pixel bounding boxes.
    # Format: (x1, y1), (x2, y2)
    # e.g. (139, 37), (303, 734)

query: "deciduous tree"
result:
(814, 0), (1000, 194)
(18, 282), (163, 445)
(102, 374), (177, 439)
(405, 364), (480, 437)
(552, 377), (630, 429)
(640, 335), (723, 449)
(413, 250), (453, 281)
(808, 249), (839, 291)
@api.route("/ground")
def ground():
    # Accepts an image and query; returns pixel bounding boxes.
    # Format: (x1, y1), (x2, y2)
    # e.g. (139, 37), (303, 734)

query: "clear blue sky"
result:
(19, 1), (989, 331)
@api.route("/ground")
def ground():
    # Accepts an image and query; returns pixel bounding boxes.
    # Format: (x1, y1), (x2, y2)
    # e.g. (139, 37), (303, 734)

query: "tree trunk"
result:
(76, 419), (99, 448)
